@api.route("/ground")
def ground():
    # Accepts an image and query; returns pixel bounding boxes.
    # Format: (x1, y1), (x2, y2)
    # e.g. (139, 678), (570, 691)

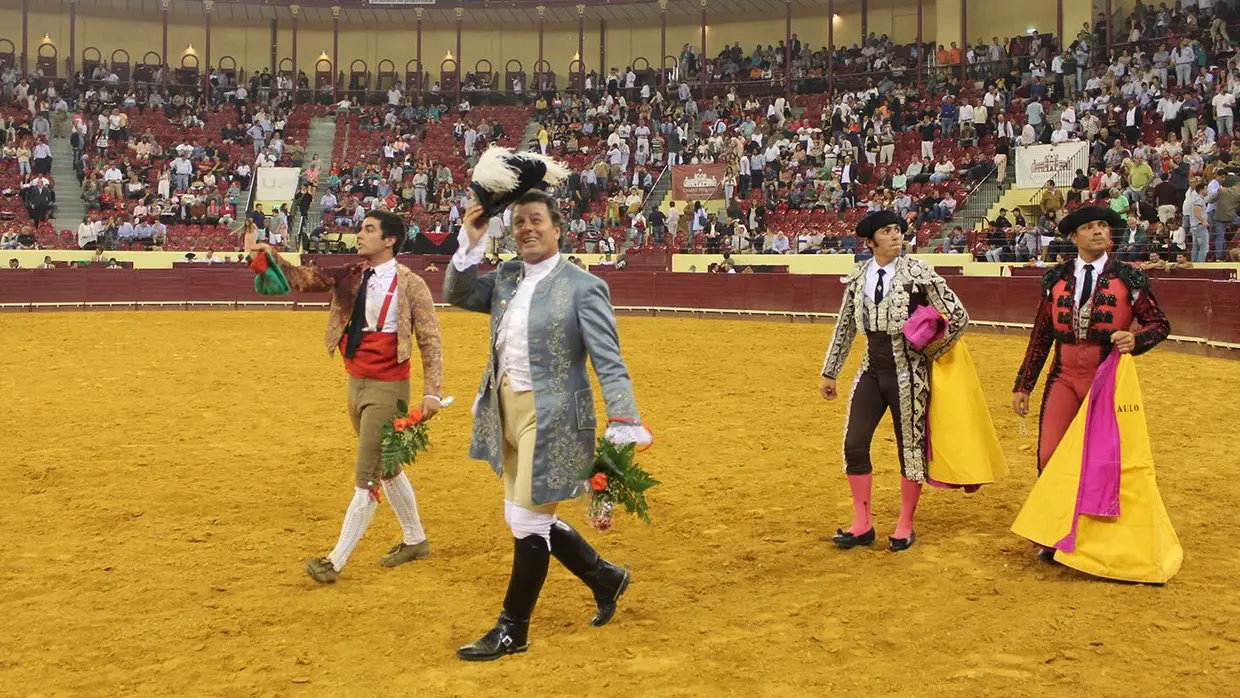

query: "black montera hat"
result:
(856, 209), (908, 239)
(1058, 205), (1125, 236)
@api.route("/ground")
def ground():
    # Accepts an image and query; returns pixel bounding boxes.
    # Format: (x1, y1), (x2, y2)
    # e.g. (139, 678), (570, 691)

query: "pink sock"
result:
(893, 478), (922, 540)
(847, 474), (873, 535)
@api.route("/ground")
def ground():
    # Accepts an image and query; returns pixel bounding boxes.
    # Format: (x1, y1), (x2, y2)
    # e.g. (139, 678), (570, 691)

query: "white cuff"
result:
(451, 226), (488, 271)
(605, 424), (653, 447)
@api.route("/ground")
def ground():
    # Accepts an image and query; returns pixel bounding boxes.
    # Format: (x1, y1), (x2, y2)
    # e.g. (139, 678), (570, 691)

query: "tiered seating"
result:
(323, 103), (534, 234)
(29, 103), (325, 251)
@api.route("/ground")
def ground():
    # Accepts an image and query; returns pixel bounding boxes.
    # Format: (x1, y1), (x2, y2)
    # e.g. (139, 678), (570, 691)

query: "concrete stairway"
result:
(517, 114), (542, 153)
(49, 137), (84, 228)
(985, 183), (1045, 224)
(925, 153), (1015, 251)
(642, 167), (674, 219)
(298, 117), (338, 236)
(638, 102), (807, 219)
(957, 156), (1017, 227)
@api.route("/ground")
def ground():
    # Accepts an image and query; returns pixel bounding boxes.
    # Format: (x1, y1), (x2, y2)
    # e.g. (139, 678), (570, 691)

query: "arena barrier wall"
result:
(2, 268), (1239, 351)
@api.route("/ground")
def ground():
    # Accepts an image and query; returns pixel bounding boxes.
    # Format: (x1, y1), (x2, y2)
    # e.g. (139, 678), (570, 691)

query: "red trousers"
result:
(1038, 342), (1106, 472)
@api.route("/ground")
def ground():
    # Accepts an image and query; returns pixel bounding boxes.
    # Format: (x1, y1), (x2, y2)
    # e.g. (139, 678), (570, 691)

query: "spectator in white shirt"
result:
(102, 166), (124, 199)
(929, 157), (955, 182)
(771, 231), (791, 254)
(1171, 40), (1195, 88)
(1060, 104), (1076, 133)
(77, 216), (99, 248)
(171, 156), (193, 191)
(1213, 90), (1235, 136)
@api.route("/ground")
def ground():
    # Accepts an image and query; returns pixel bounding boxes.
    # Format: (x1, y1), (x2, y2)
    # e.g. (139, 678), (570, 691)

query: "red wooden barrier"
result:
(1155, 279), (1214, 339)
(2, 269), (1239, 349)
(809, 275), (847, 313)
(303, 254), (460, 271)
(1210, 282), (1240, 345)
(1008, 265), (1236, 281)
(593, 272), (655, 306)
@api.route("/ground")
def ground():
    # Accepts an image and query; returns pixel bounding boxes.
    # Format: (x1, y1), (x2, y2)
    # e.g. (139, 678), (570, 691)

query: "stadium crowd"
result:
(2, 0), (1240, 265)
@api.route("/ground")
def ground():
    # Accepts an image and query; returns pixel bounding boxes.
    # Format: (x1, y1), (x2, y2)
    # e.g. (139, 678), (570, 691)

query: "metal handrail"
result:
(955, 162), (1000, 220)
(639, 162), (673, 213)
(1028, 182), (1056, 206)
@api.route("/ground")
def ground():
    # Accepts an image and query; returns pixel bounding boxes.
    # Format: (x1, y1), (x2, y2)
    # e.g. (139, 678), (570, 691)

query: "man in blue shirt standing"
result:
(939, 96), (959, 139)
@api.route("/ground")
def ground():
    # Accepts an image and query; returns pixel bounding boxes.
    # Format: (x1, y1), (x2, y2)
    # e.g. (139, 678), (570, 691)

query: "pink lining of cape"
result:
(902, 305), (948, 479)
(1055, 352), (1123, 552)
(902, 304), (947, 353)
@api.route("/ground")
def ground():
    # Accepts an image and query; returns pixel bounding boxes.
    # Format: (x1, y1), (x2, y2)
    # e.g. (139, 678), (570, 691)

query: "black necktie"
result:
(1079, 264), (1093, 308)
(875, 268), (886, 305)
(344, 269), (375, 359)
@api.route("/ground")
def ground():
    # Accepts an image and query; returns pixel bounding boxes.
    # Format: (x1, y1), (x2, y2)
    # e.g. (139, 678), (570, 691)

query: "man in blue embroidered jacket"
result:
(445, 190), (651, 662)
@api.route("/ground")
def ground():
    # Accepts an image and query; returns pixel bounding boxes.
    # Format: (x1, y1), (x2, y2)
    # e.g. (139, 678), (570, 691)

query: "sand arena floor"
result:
(1, 310), (1238, 696)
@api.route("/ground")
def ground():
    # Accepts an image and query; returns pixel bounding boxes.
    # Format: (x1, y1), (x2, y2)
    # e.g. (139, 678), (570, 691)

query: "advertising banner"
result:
(670, 163), (728, 201)
(1015, 142), (1089, 189)
(255, 167), (301, 204)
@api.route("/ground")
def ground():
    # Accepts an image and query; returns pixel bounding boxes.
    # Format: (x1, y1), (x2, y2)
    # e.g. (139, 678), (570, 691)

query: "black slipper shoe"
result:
(832, 527), (876, 549)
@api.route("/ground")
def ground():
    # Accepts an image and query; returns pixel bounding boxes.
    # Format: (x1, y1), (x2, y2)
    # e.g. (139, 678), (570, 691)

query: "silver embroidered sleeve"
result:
(443, 263), (497, 314)
(821, 284), (858, 379)
(921, 272), (970, 362)
(578, 278), (641, 422)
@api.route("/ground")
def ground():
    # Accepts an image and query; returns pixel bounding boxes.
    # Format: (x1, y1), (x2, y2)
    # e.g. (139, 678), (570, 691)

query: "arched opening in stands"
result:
(469, 58), (493, 91)
(568, 58), (584, 92)
(217, 55), (237, 85)
(505, 59), (525, 93)
(533, 59), (553, 92)
(439, 57), (458, 96)
(81, 46), (102, 83)
(662, 54), (677, 86)
(314, 58), (332, 91)
(0, 39), (14, 70)
(136, 51), (161, 85)
(632, 56), (653, 89)
(348, 59), (369, 95)
(37, 43), (58, 78)
(404, 59), (422, 93)
(177, 54), (199, 87)
(110, 49), (131, 83)
(377, 59), (396, 91)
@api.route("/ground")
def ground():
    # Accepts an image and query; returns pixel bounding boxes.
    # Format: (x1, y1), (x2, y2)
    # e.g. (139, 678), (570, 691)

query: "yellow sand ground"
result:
(1, 311), (1237, 696)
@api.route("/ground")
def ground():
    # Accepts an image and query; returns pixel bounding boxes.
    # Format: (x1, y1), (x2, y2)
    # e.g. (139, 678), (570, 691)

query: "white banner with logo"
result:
(255, 166), (301, 203)
(1015, 141), (1089, 189)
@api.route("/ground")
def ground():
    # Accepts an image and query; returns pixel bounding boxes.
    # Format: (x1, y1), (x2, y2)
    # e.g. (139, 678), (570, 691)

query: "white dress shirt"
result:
(863, 258), (899, 302)
(496, 253), (561, 392)
(1073, 253), (1107, 308)
(360, 258), (399, 332)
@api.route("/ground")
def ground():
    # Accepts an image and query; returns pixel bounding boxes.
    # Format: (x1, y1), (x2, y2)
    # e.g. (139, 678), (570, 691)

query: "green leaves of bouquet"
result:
(380, 399), (432, 478)
(579, 438), (660, 525)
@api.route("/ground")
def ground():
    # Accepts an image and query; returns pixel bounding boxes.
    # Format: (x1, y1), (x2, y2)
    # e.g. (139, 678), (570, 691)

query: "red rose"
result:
(589, 472), (609, 492)
(407, 409), (423, 424)
(393, 418), (410, 432)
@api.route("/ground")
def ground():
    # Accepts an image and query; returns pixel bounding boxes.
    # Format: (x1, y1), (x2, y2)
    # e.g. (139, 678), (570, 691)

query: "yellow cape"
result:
(1010, 355), (1182, 584)
(926, 340), (1008, 487)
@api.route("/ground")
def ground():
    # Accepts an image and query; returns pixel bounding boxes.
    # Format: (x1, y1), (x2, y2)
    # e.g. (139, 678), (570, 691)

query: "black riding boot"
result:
(549, 519), (631, 627)
(457, 535), (550, 661)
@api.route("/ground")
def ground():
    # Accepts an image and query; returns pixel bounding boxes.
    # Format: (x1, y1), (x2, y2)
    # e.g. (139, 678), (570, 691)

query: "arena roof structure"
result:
(34, 0), (840, 26)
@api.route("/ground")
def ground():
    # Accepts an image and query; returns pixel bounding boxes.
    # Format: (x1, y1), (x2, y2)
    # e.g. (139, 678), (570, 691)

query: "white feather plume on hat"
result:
(471, 146), (571, 193)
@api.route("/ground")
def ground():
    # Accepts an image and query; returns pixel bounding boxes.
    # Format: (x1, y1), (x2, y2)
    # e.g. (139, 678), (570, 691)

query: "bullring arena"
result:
(3, 272), (1240, 695)
(5, 0), (1240, 693)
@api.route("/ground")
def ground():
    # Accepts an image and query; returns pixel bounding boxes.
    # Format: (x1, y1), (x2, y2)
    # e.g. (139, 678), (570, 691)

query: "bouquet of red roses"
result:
(579, 438), (659, 531)
(380, 400), (432, 477)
